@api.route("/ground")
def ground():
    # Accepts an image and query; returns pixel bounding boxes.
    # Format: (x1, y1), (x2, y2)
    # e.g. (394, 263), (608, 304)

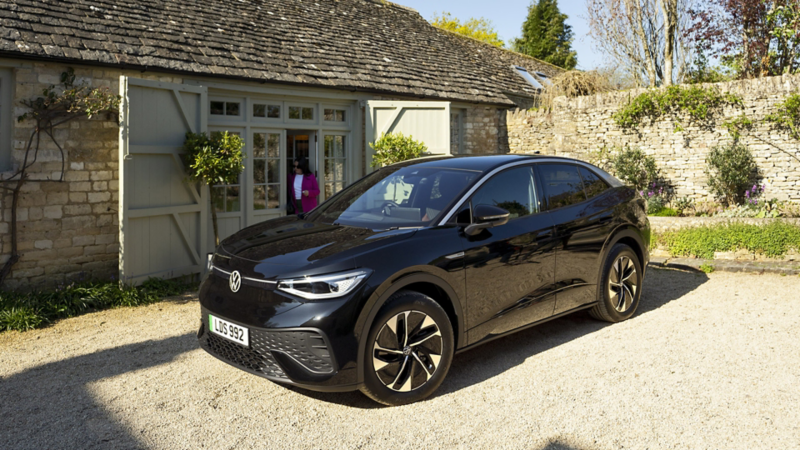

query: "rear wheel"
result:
(360, 290), (454, 406)
(590, 244), (642, 322)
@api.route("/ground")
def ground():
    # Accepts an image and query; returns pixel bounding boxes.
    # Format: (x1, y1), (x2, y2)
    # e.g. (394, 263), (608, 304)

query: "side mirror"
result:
(463, 204), (510, 236)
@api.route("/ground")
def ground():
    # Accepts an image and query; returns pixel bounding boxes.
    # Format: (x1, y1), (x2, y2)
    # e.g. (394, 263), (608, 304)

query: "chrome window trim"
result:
(437, 158), (607, 226)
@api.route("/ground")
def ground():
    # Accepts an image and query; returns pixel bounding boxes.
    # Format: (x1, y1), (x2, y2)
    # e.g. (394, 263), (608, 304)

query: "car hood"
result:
(219, 216), (417, 272)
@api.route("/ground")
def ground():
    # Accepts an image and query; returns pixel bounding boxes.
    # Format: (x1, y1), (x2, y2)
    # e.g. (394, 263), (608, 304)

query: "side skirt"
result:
(455, 303), (597, 355)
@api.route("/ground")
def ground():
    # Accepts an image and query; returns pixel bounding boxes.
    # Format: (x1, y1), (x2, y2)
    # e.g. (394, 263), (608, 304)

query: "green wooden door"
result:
(118, 77), (208, 284)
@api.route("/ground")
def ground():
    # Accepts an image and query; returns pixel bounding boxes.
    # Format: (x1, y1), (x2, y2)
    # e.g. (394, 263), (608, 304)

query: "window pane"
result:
(324, 109), (346, 122)
(289, 106), (301, 119)
(325, 135), (345, 158)
(267, 105), (281, 118)
(267, 185), (280, 209)
(336, 110), (345, 122)
(539, 164), (587, 209)
(211, 186), (225, 212)
(579, 167), (609, 199)
(268, 160), (280, 183)
(225, 102), (240, 116)
(254, 160), (266, 183)
(253, 185), (266, 210)
(324, 109), (334, 121)
(267, 134), (280, 157)
(253, 104), (266, 118)
(253, 133), (266, 157)
(210, 101), (224, 115)
(226, 186), (240, 212)
(302, 107), (314, 120)
(471, 166), (537, 219)
(324, 182), (334, 199)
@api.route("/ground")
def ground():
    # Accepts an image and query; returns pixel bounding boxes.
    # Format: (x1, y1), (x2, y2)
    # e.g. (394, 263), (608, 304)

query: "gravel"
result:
(2, 269), (800, 450)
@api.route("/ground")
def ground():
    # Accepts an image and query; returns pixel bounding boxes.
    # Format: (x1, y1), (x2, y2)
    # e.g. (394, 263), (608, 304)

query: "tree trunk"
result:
(660, 0), (677, 86)
(209, 183), (220, 247)
(627, 0), (658, 87)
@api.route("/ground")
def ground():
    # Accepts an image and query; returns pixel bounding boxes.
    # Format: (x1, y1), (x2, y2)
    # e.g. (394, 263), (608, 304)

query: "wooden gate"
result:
(118, 77), (208, 284)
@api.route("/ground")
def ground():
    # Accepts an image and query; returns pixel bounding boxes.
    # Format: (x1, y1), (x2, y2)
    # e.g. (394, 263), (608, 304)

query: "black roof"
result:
(0, 0), (561, 106)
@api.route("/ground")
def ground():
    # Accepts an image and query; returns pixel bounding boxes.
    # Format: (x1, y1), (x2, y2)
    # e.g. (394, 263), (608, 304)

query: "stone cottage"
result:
(0, 0), (561, 288)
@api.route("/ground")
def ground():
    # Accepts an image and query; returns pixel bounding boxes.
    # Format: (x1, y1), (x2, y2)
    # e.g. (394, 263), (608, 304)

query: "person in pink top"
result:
(288, 157), (319, 215)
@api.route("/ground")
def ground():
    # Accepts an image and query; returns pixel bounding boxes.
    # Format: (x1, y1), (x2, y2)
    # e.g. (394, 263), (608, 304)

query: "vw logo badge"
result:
(229, 270), (242, 293)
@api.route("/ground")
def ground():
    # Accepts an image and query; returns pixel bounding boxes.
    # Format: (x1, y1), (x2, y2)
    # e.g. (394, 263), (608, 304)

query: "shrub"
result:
(370, 132), (427, 167)
(655, 221), (800, 259)
(611, 147), (660, 192)
(705, 142), (760, 206)
(183, 131), (245, 246)
(0, 277), (196, 332)
(651, 207), (679, 217)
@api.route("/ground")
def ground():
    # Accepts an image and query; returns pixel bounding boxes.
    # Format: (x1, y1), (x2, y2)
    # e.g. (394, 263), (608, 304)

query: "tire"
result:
(360, 290), (454, 406)
(590, 243), (643, 323)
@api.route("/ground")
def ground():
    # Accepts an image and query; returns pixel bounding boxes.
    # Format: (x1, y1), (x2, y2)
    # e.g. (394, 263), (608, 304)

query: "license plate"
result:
(208, 314), (249, 347)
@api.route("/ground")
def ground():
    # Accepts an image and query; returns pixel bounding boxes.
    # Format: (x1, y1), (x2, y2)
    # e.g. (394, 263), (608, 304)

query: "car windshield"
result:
(306, 165), (480, 229)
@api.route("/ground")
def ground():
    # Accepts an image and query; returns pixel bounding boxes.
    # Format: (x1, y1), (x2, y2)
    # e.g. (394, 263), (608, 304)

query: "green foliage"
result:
(673, 197), (694, 216)
(0, 278), (197, 332)
(651, 207), (679, 217)
(183, 132), (245, 186)
(370, 132), (428, 168)
(611, 147), (660, 192)
(722, 114), (754, 141)
(512, 0), (577, 69)
(613, 85), (744, 131)
(18, 68), (121, 123)
(656, 221), (800, 260)
(765, 93), (800, 141)
(705, 142), (760, 206)
(698, 263), (716, 274)
(685, 45), (734, 84)
(431, 12), (504, 47)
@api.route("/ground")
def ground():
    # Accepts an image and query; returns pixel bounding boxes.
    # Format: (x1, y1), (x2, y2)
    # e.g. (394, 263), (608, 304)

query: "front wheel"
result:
(590, 244), (643, 323)
(360, 290), (454, 406)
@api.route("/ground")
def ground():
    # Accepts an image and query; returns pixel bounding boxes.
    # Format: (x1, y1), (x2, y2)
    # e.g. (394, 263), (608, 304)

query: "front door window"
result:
(324, 135), (346, 198)
(253, 132), (282, 210)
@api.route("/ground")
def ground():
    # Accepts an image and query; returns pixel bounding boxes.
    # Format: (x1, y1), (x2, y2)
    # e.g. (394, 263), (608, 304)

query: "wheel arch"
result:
(354, 271), (465, 384)
(598, 225), (648, 280)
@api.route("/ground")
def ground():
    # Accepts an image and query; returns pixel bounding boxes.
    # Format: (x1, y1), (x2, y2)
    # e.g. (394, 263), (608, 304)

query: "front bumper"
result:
(197, 269), (367, 392)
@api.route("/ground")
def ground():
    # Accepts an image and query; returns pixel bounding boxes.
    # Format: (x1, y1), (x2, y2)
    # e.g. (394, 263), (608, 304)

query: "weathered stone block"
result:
(88, 192), (111, 203)
(43, 205), (63, 219)
(34, 240), (53, 249)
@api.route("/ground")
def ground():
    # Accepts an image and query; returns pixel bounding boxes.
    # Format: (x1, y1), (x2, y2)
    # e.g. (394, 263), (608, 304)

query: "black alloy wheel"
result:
(590, 243), (643, 322)
(361, 290), (454, 406)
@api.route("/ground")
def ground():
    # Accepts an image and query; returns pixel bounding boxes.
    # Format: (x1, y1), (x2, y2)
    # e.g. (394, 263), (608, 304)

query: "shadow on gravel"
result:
(298, 267), (709, 408)
(441, 267), (708, 396)
(0, 332), (197, 450)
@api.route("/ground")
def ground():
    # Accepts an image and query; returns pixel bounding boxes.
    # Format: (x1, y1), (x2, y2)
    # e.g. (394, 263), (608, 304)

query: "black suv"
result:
(198, 155), (650, 405)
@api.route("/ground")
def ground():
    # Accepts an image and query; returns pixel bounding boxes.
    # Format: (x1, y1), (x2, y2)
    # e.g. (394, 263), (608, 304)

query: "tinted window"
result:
(471, 166), (538, 219)
(539, 164), (587, 209)
(306, 166), (478, 229)
(579, 167), (610, 199)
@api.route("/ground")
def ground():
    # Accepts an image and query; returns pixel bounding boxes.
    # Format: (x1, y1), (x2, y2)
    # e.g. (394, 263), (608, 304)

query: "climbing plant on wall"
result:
(0, 68), (120, 287)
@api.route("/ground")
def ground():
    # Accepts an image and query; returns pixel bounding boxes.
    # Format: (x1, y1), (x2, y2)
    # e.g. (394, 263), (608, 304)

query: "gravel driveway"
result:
(2, 268), (799, 450)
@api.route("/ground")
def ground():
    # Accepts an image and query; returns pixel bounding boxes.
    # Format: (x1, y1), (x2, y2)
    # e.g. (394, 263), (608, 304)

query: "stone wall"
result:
(0, 62), (180, 289)
(508, 74), (800, 202)
(461, 104), (508, 155)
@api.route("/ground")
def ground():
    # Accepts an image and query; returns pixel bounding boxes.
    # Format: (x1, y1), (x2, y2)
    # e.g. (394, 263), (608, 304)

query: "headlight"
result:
(277, 270), (371, 300)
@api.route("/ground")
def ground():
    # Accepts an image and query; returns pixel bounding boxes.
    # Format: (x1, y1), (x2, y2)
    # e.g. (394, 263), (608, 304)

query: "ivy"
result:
(613, 85), (744, 132)
(765, 94), (800, 141)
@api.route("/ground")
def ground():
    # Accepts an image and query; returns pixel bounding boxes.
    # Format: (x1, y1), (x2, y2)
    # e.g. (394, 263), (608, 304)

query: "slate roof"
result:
(0, 0), (562, 106)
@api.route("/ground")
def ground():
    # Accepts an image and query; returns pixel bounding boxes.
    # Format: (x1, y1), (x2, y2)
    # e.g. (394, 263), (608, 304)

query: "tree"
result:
(586, 0), (697, 86)
(183, 132), (245, 247)
(513, 0), (578, 69)
(431, 12), (504, 47)
(688, 0), (799, 78)
(0, 68), (120, 287)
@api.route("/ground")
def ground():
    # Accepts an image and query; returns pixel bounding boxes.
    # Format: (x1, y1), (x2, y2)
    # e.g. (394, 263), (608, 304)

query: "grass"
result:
(698, 263), (716, 273)
(0, 277), (197, 332)
(654, 221), (800, 260)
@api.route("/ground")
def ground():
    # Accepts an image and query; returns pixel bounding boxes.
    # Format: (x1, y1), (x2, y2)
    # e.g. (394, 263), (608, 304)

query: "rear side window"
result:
(538, 164), (587, 209)
(471, 166), (538, 220)
(579, 167), (610, 199)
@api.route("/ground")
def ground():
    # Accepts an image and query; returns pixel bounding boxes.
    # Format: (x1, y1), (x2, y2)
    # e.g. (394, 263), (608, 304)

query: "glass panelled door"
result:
(323, 134), (347, 199)
(250, 130), (286, 225)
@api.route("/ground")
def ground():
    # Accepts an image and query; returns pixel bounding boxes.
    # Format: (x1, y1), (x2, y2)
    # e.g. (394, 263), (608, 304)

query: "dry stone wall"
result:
(0, 62), (181, 289)
(508, 74), (800, 202)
